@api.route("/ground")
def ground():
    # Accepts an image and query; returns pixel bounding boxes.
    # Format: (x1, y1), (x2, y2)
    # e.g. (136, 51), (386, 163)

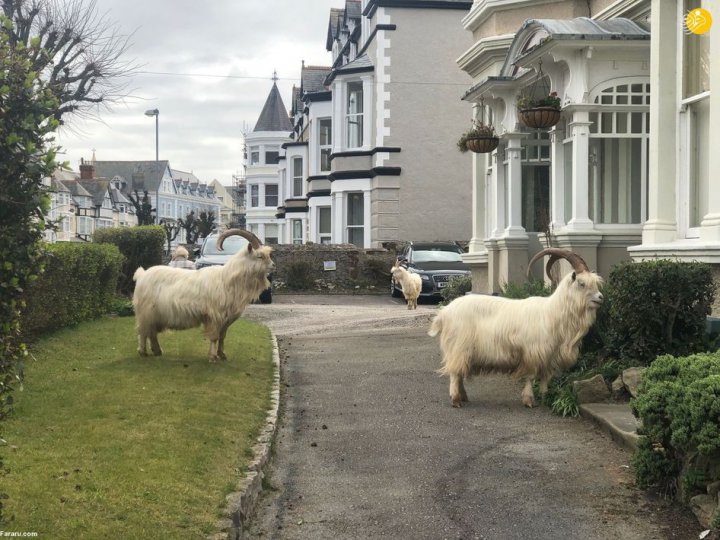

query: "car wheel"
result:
(259, 289), (272, 304)
(390, 278), (403, 298)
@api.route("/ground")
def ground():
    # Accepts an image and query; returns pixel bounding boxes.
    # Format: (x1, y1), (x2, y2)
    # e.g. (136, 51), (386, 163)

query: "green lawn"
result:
(2, 316), (274, 539)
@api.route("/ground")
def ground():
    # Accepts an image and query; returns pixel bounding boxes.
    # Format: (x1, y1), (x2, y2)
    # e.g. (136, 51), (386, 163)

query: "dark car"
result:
(391, 241), (471, 299)
(194, 231), (273, 304)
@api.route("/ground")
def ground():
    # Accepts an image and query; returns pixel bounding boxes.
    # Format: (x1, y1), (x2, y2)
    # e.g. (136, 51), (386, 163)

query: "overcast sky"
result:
(55, 0), (338, 185)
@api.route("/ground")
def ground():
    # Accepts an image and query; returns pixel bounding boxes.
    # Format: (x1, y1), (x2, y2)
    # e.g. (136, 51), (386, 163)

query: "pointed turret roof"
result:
(253, 82), (293, 132)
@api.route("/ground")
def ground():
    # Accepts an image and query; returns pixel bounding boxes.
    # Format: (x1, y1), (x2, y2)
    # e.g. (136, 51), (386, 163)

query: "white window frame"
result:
(587, 78), (650, 227)
(265, 184), (278, 207)
(291, 219), (303, 244)
(292, 157), (303, 198)
(346, 81), (364, 149)
(346, 191), (364, 246)
(319, 118), (332, 172)
(318, 206), (331, 244)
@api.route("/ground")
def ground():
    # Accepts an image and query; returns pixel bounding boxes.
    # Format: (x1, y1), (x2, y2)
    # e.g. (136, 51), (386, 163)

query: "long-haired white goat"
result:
(391, 258), (422, 310)
(132, 229), (274, 362)
(428, 248), (604, 408)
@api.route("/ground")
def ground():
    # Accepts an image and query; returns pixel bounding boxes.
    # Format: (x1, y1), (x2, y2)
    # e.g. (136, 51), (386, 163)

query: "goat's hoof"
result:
(218, 352), (227, 361)
(451, 399), (463, 408)
(138, 350), (147, 357)
(522, 398), (537, 408)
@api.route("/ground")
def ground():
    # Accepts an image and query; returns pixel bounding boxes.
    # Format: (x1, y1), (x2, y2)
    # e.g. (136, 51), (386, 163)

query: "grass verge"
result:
(2, 316), (274, 539)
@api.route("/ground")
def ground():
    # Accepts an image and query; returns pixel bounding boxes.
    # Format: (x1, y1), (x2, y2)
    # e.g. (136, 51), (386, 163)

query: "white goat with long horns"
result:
(132, 229), (274, 362)
(428, 249), (604, 408)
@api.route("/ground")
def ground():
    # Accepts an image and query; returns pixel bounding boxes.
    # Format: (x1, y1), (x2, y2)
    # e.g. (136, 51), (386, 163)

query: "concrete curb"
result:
(579, 402), (642, 452)
(209, 334), (281, 540)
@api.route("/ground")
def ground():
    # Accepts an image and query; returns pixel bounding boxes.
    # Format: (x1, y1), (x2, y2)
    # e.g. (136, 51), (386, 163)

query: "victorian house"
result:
(458, 0), (716, 298)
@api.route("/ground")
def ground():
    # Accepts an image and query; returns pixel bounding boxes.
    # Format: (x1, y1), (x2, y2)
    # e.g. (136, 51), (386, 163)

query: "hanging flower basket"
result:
(518, 107), (562, 129)
(457, 121), (499, 154)
(464, 136), (499, 154)
(517, 92), (562, 129)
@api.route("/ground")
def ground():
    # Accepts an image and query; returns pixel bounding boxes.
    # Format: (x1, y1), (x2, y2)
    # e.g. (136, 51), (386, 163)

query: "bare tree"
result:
(2, 0), (136, 121)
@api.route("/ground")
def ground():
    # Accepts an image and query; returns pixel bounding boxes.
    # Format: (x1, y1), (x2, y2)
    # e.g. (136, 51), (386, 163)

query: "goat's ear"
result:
(571, 271), (576, 281)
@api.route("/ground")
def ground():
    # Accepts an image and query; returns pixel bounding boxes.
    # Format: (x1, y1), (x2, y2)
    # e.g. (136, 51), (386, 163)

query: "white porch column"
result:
(700, 10), (720, 240)
(363, 189), (372, 248)
(361, 75), (374, 151)
(491, 144), (506, 238)
(332, 191), (344, 243)
(642, 0), (678, 243)
(566, 110), (594, 231)
(550, 125), (566, 230)
(468, 148), (489, 252)
(504, 134), (526, 238)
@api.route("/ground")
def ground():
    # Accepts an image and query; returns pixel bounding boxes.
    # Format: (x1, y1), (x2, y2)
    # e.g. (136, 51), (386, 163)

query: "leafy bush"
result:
(284, 261), (315, 290)
(93, 226), (165, 296)
(21, 243), (124, 338)
(606, 260), (714, 366)
(500, 279), (553, 299)
(631, 352), (720, 500)
(440, 275), (473, 305)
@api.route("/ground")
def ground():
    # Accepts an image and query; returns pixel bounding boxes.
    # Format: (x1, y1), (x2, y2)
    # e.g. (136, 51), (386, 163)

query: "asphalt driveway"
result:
(243, 295), (699, 540)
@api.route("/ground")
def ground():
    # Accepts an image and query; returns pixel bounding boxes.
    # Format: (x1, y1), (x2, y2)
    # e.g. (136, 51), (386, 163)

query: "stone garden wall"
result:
(269, 243), (396, 293)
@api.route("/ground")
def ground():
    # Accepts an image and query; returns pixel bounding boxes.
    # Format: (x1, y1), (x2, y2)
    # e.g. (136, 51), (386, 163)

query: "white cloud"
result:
(56, 0), (336, 184)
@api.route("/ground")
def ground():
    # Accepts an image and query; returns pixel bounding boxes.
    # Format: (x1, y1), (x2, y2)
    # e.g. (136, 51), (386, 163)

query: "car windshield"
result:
(412, 249), (463, 263)
(201, 235), (249, 256)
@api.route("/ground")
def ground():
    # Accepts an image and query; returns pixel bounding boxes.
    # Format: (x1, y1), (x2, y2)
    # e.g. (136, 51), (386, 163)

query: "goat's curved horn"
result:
(527, 248), (590, 279)
(217, 228), (262, 251)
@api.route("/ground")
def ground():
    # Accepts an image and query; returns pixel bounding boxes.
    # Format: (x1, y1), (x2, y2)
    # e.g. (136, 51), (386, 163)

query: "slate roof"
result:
(302, 65), (331, 94)
(344, 0), (361, 23)
(93, 161), (170, 194)
(327, 8), (344, 51)
(78, 179), (111, 207)
(61, 179), (93, 199)
(253, 82), (293, 132)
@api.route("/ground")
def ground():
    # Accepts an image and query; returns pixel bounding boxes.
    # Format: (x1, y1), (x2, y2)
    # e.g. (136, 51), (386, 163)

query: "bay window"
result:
(346, 82), (363, 148)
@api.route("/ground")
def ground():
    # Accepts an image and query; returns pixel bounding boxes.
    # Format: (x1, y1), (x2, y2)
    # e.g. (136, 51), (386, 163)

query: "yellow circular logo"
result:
(685, 8), (712, 35)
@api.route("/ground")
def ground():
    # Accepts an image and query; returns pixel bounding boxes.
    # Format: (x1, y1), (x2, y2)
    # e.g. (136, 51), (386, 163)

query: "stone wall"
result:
(269, 243), (396, 293)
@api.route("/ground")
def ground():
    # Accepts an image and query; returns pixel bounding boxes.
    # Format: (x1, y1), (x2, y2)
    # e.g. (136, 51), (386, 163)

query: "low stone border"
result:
(209, 335), (281, 540)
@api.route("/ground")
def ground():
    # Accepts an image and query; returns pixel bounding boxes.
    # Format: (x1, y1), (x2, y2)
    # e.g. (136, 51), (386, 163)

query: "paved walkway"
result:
(243, 295), (699, 540)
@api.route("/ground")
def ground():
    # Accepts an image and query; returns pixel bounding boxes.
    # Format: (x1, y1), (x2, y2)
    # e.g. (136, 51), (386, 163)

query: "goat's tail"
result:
(133, 267), (146, 282)
(428, 312), (443, 337)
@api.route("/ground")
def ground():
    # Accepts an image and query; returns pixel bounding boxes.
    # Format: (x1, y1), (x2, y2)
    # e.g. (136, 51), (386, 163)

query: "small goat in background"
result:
(133, 229), (274, 362)
(391, 258), (422, 310)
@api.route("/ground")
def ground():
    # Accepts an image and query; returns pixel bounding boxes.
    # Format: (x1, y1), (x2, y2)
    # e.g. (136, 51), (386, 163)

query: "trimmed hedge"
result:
(606, 260), (715, 366)
(632, 352), (720, 502)
(21, 242), (124, 338)
(93, 226), (165, 296)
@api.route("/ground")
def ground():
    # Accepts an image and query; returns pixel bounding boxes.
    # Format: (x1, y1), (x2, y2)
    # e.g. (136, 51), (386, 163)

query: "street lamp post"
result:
(144, 108), (159, 161)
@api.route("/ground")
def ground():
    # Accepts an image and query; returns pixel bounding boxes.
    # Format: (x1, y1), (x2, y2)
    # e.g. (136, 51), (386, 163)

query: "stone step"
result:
(580, 402), (642, 451)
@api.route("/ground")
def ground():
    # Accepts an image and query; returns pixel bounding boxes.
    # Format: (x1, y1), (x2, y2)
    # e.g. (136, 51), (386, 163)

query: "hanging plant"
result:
(457, 120), (499, 154)
(517, 60), (562, 129)
(517, 91), (562, 129)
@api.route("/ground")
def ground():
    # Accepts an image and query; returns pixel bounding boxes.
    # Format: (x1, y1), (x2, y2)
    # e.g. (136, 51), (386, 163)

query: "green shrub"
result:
(284, 261), (315, 290)
(93, 226), (165, 296)
(631, 352), (720, 499)
(21, 242), (124, 338)
(500, 279), (553, 299)
(606, 260), (715, 366)
(440, 275), (473, 305)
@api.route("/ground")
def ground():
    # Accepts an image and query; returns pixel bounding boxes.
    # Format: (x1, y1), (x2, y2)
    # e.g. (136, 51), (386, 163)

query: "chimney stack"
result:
(79, 157), (95, 180)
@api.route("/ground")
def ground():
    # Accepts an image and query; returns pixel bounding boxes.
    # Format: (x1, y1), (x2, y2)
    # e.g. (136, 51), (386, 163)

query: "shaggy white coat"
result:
(133, 244), (273, 361)
(429, 270), (604, 407)
(391, 263), (422, 310)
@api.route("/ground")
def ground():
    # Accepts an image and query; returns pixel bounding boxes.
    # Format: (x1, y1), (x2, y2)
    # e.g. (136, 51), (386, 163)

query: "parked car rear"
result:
(391, 241), (471, 299)
(194, 231), (273, 304)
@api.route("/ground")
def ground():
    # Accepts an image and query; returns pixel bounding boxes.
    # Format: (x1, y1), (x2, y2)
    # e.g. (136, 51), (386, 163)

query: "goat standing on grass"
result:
(391, 258), (422, 310)
(132, 229), (274, 362)
(429, 249), (603, 408)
